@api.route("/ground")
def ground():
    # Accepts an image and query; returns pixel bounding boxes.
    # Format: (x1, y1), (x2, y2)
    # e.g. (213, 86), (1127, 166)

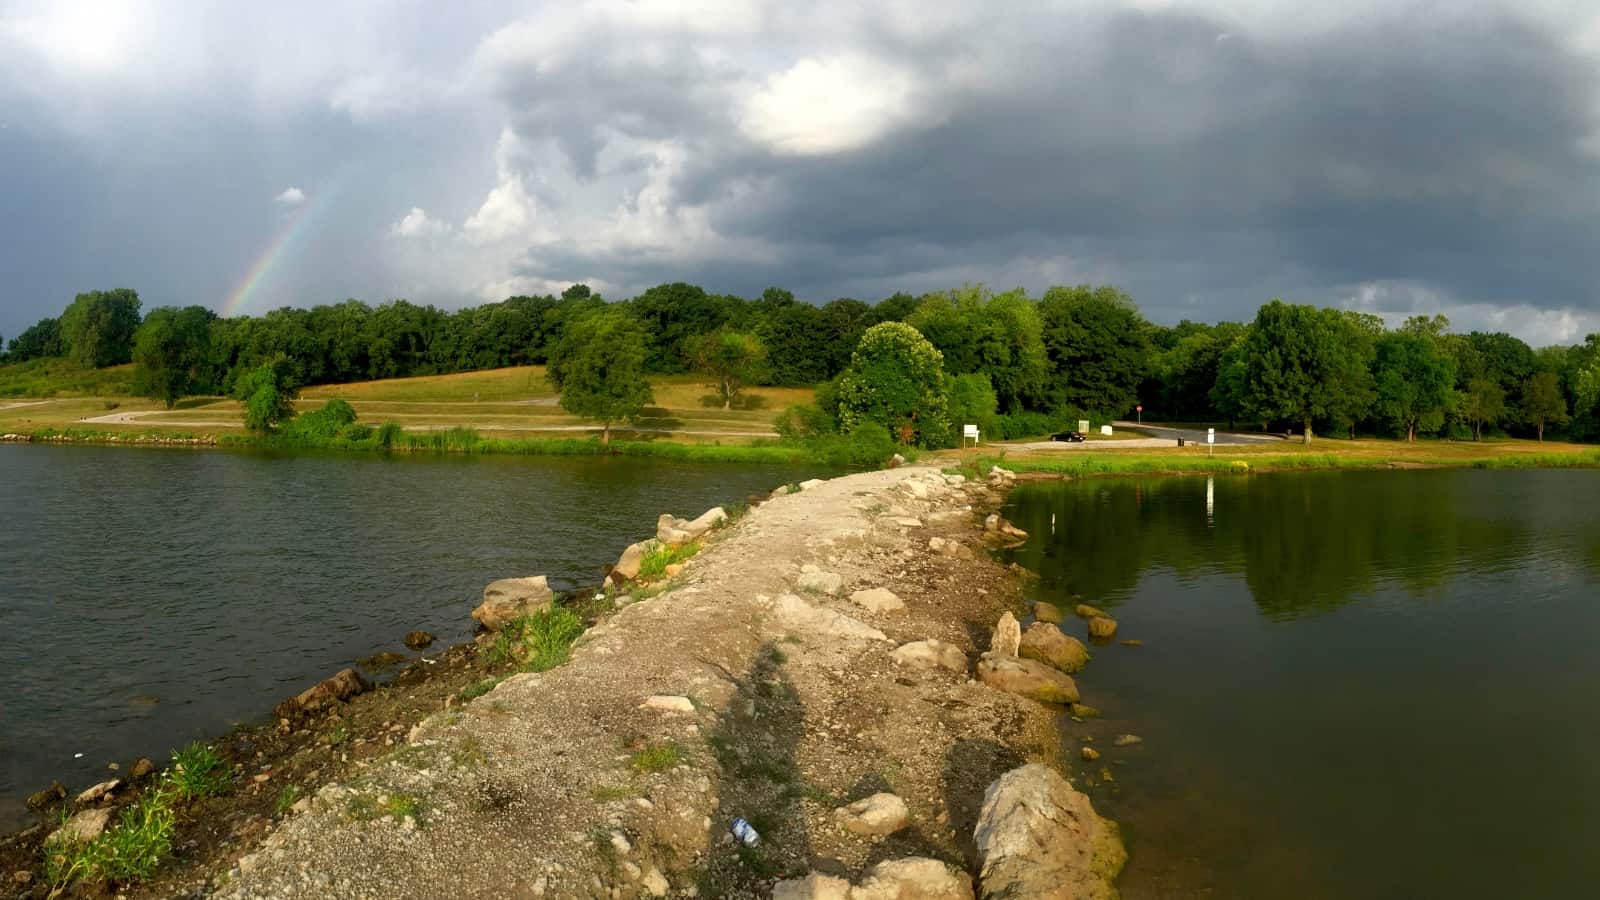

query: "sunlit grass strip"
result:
(985, 449), (1600, 478)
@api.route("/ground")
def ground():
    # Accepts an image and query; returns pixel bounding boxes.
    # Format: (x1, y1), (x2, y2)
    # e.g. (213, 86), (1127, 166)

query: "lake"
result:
(1001, 469), (1600, 899)
(0, 444), (821, 828)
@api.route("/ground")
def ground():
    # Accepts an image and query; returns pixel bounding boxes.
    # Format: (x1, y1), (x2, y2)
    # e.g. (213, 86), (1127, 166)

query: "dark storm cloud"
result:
(499, 4), (1600, 339)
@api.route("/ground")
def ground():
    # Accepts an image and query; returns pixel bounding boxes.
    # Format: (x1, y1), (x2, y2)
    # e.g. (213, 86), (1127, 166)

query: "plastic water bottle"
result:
(730, 817), (761, 847)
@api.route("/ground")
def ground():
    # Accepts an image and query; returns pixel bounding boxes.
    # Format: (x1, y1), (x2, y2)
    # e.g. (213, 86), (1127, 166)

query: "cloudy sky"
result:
(3, 0), (1600, 345)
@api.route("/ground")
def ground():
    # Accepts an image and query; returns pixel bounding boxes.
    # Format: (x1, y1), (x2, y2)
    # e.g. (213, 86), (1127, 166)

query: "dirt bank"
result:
(7, 465), (1123, 899)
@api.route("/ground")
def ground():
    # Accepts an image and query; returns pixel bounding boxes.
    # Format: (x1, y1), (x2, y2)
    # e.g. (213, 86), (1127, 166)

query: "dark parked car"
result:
(1050, 430), (1087, 442)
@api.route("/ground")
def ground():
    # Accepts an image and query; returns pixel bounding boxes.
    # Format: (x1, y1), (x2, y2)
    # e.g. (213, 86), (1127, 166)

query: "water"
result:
(0, 444), (822, 827)
(1000, 469), (1600, 899)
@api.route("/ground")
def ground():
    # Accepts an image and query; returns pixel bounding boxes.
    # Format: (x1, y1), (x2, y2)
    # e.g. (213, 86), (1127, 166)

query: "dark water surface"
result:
(1001, 469), (1600, 899)
(0, 444), (821, 827)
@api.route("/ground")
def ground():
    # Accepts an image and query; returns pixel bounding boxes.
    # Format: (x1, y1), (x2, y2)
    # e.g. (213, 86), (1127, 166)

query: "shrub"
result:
(168, 741), (229, 800)
(44, 789), (175, 889)
(485, 608), (587, 673)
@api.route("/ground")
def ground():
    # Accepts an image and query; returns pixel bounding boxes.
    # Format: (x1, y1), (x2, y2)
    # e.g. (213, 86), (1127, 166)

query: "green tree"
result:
(60, 288), (143, 367)
(1461, 378), (1506, 441)
(1520, 370), (1569, 441)
(5, 317), (65, 361)
(1038, 285), (1152, 417)
(947, 373), (999, 442)
(626, 282), (738, 374)
(1372, 332), (1456, 441)
(546, 309), (654, 446)
(687, 329), (767, 409)
(233, 357), (297, 433)
(909, 286), (1048, 412)
(835, 322), (951, 447)
(132, 306), (217, 408)
(1236, 300), (1375, 444)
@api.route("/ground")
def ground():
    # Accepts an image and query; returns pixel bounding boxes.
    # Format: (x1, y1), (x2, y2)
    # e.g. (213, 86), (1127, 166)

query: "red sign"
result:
(1136, 405), (1143, 412)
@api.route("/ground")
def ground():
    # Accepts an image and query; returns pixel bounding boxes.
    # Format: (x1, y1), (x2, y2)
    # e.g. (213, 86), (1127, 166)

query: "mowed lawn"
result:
(2, 366), (816, 441)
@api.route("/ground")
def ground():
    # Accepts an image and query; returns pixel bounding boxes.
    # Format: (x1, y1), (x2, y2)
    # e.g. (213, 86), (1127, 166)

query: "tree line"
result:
(5, 283), (1599, 446)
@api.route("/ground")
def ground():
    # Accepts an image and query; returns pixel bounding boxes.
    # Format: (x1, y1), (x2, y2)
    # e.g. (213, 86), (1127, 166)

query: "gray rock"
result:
(75, 778), (120, 805)
(973, 764), (1125, 900)
(772, 873), (852, 900)
(473, 576), (554, 631)
(975, 653), (1079, 704)
(774, 594), (888, 642)
(928, 537), (973, 559)
(834, 792), (910, 836)
(990, 612), (1021, 657)
(1018, 623), (1090, 674)
(656, 506), (726, 545)
(798, 569), (845, 596)
(1033, 601), (1064, 624)
(850, 587), (905, 613)
(852, 857), (975, 900)
(1087, 617), (1118, 639)
(46, 807), (112, 846)
(610, 539), (661, 584)
(403, 630), (435, 650)
(274, 667), (371, 718)
(892, 640), (968, 673)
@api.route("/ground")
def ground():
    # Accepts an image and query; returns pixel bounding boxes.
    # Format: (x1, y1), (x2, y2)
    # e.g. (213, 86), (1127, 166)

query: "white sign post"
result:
(1207, 427), (1215, 457)
(962, 424), (980, 448)
(1078, 420), (1090, 434)
(1100, 425), (1113, 437)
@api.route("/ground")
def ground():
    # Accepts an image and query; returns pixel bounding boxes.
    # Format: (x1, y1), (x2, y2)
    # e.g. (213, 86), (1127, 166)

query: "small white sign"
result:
(1100, 425), (1113, 436)
(1207, 427), (1216, 445)
(1078, 420), (1090, 434)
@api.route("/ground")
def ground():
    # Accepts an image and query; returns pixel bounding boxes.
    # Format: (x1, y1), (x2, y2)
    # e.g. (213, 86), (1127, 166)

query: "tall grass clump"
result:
(483, 607), (587, 673)
(637, 542), (700, 580)
(168, 741), (229, 799)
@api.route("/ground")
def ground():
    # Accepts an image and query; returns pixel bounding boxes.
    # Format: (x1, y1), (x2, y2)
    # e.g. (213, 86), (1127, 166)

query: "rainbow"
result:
(220, 182), (340, 318)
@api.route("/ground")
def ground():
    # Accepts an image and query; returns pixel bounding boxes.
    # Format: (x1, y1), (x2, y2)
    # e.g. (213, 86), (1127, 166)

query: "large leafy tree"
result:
(1154, 321), (1244, 420)
(908, 286), (1048, 412)
(1521, 370), (1569, 441)
(546, 309), (654, 446)
(233, 357), (298, 433)
(835, 322), (951, 447)
(60, 288), (142, 368)
(5, 317), (65, 361)
(1372, 332), (1456, 441)
(1461, 378), (1506, 441)
(132, 306), (217, 407)
(754, 300), (829, 385)
(1037, 285), (1152, 417)
(687, 329), (766, 409)
(1236, 300), (1375, 443)
(626, 282), (738, 374)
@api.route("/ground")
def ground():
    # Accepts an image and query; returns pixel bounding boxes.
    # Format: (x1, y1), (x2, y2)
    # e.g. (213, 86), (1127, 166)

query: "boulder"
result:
(1087, 617), (1118, 639)
(1080, 746), (1100, 761)
(403, 630), (435, 650)
(852, 857), (975, 900)
(640, 695), (695, 713)
(975, 653), (1079, 704)
(983, 514), (1028, 539)
(850, 587), (905, 613)
(1068, 704), (1101, 719)
(129, 758), (156, 779)
(973, 764), (1125, 900)
(928, 537), (974, 559)
(892, 640), (969, 673)
(473, 576), (555, 631)
(47, 807), (113, 846)
(888, 453), (907, 468)
(1018, 623), (1090, 674)
(774, 594), (888, 642)
(1033, 601), (1064, 624)
(25, 781), (66, 809)
(800, 479), (827, 491)
(1113, 734), (1142, 747)
(1073, 603), (1109, 619)
(75, 779), (120, 805)
(664, 563), (685, 578)
(834, 792), (910, 836)
(274, 667), (371, 719)
(989, 612), (1021, 657)
(656, 506), (727, 545)
(798, 567), (845, 596)
(773, 873), (852, 900)
(611, 539), (662, 584)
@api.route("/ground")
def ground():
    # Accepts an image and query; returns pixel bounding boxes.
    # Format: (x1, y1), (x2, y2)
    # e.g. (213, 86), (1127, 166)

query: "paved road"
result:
(1013, 422), (1286, 450)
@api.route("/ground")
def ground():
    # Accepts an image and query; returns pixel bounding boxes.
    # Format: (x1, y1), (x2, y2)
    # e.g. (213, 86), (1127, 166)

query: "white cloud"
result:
(389, 207), (449, 238)
(274, 186), (306, 206)
(739, 54), (925, 155)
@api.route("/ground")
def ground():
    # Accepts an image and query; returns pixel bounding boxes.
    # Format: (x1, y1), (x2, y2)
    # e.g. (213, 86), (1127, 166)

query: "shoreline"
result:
(3, 465), (1126, 899)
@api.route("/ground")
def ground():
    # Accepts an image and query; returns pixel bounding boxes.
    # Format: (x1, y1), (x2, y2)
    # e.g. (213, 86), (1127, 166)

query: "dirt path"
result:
(0, 401), (51, 412)
(175, 466), (1113, 899)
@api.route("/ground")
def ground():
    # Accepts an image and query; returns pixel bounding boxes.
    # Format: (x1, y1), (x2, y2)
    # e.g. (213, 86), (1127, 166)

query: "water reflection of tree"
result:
(1005, 472), (1533, 620)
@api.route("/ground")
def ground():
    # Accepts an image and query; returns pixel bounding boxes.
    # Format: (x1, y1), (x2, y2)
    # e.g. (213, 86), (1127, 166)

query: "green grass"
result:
(630, 742), (684, 774)
(637, 542), (701, 581)
(345, 791), (423, 822)
(168, 741), (230, 800)
(481, 607), (587, 674)
(0, 358), (137, 397)
(44, 789), (176, 890)
(981, 446), (1600, 479)
(272, 784), (302, 816)
(458, 676), (505, 702)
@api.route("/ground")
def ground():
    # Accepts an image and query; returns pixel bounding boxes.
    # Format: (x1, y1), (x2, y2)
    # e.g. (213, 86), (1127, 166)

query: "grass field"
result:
(0, 366), (814, 443)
